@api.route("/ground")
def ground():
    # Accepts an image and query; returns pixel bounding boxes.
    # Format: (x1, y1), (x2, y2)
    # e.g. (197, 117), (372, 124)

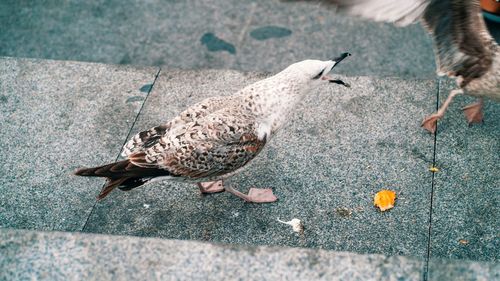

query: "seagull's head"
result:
(281, 53), (351, 90)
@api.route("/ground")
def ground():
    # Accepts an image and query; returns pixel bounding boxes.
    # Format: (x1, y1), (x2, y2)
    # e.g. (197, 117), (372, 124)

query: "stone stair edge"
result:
(0, 55), (438, 82)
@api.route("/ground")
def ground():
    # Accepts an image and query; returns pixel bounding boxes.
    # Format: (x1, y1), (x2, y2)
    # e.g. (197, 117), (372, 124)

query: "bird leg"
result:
(462, 98), (484, 125)
(224, 186), (277, 203)
(421, 89), (464, 134)
(198, 180), (225, 194)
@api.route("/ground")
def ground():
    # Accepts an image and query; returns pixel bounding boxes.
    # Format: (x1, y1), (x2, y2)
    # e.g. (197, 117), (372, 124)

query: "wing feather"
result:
(283, 0), (430, 26)
(422, 0), (497, 85)
(129, 114), (266, 180)
(121, 95), (237, 157)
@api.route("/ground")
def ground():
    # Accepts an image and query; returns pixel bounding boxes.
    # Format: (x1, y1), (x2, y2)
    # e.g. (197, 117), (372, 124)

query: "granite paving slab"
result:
(0, 0), (435, 77)
(0, 57), (159, 231)
(428, 79), (500, 262)
(83, 69), (437, 258)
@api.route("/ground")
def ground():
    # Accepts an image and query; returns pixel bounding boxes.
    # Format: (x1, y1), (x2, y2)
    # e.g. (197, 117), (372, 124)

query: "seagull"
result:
(75, 54), (351, 203)
(285, 0), (500, 133)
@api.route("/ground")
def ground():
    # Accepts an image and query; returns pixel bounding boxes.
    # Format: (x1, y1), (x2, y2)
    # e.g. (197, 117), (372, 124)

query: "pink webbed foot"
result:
(224, 186), (278, 203)
(421, 114), (441, 134)
(462, 101), (484, 125)
(198, 180), (225, 194)
(421, 88), (464, 134)
(247, 188), (278, 203)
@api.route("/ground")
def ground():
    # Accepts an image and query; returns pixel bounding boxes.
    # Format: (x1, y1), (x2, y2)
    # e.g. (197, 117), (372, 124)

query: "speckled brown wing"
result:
(122, 95), (238, 157)
(121, 123), (171, 157)
(129, 116), (267, 180)
(164, 132), (267, 179)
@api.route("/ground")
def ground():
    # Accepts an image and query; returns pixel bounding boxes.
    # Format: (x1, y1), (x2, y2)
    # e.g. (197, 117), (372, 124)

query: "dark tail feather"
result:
(74, 160), (132, 199)
(97, 177), (150, 200)
(97, 177), (128, 200)
(74, 160), (131, 178)
(75, 158), (171, 200)
(118, 177), (150, 191)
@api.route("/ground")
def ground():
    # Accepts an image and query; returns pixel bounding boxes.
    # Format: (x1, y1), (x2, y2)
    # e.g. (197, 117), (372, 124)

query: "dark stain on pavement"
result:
(0, 95), (7, 104)
(201, 33), (236, 54)
(139, 84), (153, 93)
(250, 26), (292, 40)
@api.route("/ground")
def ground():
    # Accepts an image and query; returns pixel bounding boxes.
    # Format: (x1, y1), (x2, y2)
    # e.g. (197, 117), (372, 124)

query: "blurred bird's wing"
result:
(327, 0), (429, 26)
(282, 0), (429, 26)
(421, 0), (496, 85)
(290, 0), (497, 85)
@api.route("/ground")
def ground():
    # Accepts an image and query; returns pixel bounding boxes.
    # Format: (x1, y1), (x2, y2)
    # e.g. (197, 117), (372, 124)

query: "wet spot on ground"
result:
(201, 33), (236, 54)
(139, 84), (153, 93)
(250, 26), (292, 41)
(119, 53), (132, 64)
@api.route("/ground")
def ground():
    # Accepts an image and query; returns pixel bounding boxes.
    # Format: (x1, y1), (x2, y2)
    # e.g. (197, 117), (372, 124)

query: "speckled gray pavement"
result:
(1, 229), (499, 281)
(0, 0), (435, 77)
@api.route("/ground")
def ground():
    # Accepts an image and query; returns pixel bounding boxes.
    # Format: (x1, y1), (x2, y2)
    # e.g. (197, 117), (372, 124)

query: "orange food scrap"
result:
(374, 190), (396, 211)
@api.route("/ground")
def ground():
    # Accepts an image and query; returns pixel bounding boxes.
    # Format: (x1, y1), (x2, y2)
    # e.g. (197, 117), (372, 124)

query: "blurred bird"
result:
(75, 54), (351, 203)
(285, 0), (500, 133)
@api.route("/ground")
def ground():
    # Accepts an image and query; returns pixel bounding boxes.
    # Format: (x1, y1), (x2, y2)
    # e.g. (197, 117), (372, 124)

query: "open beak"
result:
(321, 52), (351, 88)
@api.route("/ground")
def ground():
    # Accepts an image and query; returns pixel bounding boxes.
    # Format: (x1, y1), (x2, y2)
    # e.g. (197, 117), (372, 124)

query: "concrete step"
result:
(0, 57), (498, 278)
(1, 228), (498, 281)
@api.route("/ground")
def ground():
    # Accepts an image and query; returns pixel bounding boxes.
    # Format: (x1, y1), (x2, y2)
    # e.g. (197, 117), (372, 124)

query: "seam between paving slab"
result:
(236, 3), (256, 49)
(80, 67), (162, 232)
(423, 77), (441, 281)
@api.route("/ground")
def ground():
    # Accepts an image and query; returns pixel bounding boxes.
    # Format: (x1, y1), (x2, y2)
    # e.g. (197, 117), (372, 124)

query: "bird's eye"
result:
(313, 69), (325, 80)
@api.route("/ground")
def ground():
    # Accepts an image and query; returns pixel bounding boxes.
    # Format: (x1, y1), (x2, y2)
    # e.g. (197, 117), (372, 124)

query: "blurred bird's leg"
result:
(421, 89), (464, 134)
(198, 180), (225, 193)
(224, 186), (278, 203)
(462, 98), (484, 124)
